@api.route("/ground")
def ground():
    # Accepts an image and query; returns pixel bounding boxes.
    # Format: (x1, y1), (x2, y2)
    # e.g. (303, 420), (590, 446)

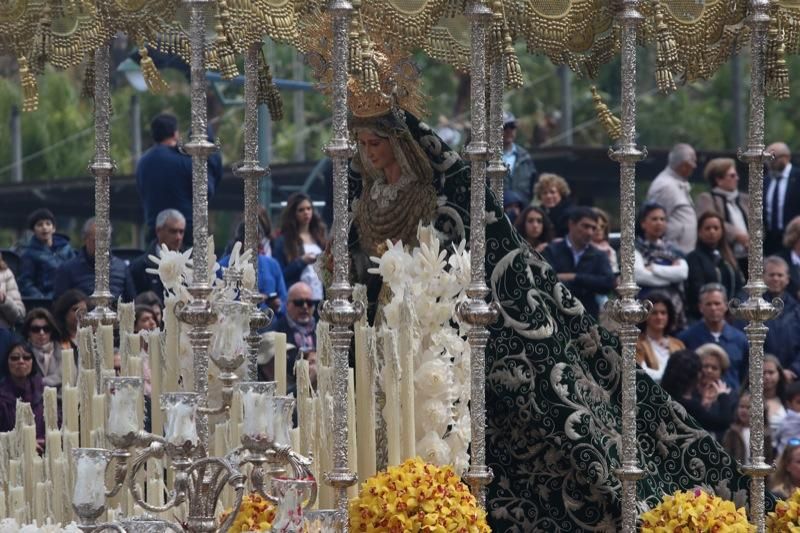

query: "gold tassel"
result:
(348, 19), (363, 75)
(654, 5), (678, 93)
(18, 56), (39, 112)
(215, 38), (239, 80)
(360, 34), (380, 93)
(591, 86), (622, 142)
(258, 52), (284, 122)
(503, 32), (523, 89)
(766, 20), (790, 100)
(81, 55), (95, 100)
(139, 46), (170, 94)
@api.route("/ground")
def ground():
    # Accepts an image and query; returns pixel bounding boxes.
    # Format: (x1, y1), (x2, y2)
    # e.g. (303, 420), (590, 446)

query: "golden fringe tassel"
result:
(348, 19), (363, 75)
(360, 35), (380, 93)
(591, 86), (622, 142)
(139, 46), (170, 94)
(258, 52), (284, 122)
(766, 20), (790, 100)
(18, 56), (39, 112)
(503, 32), (523, 89)
(81, 55), (95, 100)
(654, 5), (678, 93)
(216, 38), (239, 80)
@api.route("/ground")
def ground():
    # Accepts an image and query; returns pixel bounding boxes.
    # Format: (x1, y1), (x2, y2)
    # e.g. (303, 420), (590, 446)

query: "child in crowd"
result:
(776, 381), (800, 456)
(722, 391), (774, 464)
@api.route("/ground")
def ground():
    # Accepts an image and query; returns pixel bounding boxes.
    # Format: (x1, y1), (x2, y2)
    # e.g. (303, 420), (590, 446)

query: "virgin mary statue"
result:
(340, 107), (758, 531)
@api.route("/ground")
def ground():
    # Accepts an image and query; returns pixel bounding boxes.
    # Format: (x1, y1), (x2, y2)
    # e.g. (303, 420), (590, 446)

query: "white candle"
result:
(9, 486), (24, 521)
(62, 349), (76, 386)
(269, 396), (294, 448)
(347, 370), (358, 499)
(118, 302), (135, 335)
(274, 333), (287, 396)
(398, 328), (416, 459)
(46, 430), (63, 463)
(92, 394), (106, 446)
(100, 324), (114, 370)
(148, 330), (163, 437)
(34, 481), (47, 525)
(355, 326), (376, 481)
(43, 386), (59, 432)
(107, 385), (139, 438)
(164, 296), (180, 391)
(381, 331), (402, 466)
(63, 386), (80, 434)
(72, 454), (107, 508)
(241, 390), (270, 439)
(164, 401), (199, 447)
(79, 369), (96, 447)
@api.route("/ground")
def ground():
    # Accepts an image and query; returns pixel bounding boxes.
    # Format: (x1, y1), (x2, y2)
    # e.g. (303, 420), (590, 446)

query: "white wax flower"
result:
(107, 386), (139, 437)
(241, 263), (256, 290)
(164, 401), (198, 447)
(414, 359), (453, 399)
(241, 390), (270, 439)
(146, 244), (192, 292)
(72, 455), (107, 508)
(415, 397), (452, 437)
(368, 239), (410, 286)
(416, 430), (451, 466)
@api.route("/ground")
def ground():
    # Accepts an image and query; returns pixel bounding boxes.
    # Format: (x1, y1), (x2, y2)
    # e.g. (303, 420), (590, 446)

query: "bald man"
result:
(765, 142), (800, 255)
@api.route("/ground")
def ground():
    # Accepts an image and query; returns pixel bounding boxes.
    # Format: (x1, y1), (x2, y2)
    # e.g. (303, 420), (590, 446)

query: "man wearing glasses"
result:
(765, 142), (800, 256)
(265, 282), (318, 394)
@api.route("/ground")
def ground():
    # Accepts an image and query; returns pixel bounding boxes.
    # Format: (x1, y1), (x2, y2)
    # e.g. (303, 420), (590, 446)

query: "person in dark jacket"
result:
(685, 211), (746, 320)
(135, 113), (223, 247)
(0, 340), (46, 443)
(542, 206), (616, 318)
(53, 218), (135, 303)
(129, 209), (186, 302)
(764, 256), (800, 380)
(501, 112), (537, 203)
(17, 208), (77, 299)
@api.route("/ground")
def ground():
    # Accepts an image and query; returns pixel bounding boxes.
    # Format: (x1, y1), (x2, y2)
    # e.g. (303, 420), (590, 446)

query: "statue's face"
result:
(357, 130), (396, 171)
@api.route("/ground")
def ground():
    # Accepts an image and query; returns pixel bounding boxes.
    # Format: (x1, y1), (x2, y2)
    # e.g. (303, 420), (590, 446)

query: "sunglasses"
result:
(9, 354), (33, 362)
(29, 325), (51, 334)
(291, 299), (318, 308)
(789, 438), (800, 447)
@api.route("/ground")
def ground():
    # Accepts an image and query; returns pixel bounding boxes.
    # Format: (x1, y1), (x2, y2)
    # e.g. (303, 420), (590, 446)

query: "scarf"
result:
(635, 236), (682, 266)
(711, 187), (748, 233)
(285, 315), (316, 352)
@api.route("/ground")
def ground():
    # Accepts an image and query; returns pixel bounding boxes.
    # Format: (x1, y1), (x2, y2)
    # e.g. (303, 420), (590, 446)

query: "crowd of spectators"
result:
(505, 139), (800, 496)
(2, 108), (800, 495)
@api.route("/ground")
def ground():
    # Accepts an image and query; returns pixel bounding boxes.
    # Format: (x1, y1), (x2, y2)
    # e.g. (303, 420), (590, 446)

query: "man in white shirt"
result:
(765, 142), (800, 256)
(646, 143), (698, 254)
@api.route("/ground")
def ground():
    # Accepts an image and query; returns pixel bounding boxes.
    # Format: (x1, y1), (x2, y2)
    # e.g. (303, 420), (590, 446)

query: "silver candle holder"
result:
(71, 448), (123, 533)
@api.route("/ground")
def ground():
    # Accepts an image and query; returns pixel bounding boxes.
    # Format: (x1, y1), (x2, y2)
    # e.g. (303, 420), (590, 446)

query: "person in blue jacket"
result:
(17, 208), (77, 299)
(135, 113), (223, 247)
(218, 222), (287, 321)
(53, 218), (135, 303)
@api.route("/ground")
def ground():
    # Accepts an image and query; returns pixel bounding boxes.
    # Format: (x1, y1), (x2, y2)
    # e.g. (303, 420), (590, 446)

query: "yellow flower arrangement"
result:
(349, 457), (491, 532)
(640, 489), (754, 532)
(219, 493), (276, 533)
(768, 487), (800, 532)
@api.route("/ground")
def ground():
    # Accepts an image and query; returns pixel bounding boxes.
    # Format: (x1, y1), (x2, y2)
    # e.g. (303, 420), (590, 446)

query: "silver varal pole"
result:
(320, 0), (363, 530)
(458, 0), (498, 509)
(83, 41), (117, 392)
(733, 2), (781, 531)
(486, 46), (506, 202)
(178, 0), (219, 453)
(606, 1), (648, 531)
(235, 41), (273, 380)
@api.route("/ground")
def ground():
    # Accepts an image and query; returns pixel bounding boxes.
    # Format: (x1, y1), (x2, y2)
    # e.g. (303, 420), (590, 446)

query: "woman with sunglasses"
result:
(0, 340), (47, 445)
(22, 308), (63, 392)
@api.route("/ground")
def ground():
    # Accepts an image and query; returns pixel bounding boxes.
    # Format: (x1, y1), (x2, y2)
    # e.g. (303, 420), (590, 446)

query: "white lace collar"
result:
(369, 173), (415, 209)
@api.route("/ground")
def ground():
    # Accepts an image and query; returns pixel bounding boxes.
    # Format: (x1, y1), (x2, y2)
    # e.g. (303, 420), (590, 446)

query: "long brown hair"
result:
(697, 211), (739, 273)
(279, 193), (327, 262)
(514, 206), (554, 248)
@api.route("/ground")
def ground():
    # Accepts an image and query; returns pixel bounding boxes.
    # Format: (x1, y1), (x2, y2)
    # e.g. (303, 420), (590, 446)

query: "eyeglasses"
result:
(29, 325), (50, 334)
(9, 354), (33, 362)
(789, 438), (800, 447)
(291, 299), (318, 308)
